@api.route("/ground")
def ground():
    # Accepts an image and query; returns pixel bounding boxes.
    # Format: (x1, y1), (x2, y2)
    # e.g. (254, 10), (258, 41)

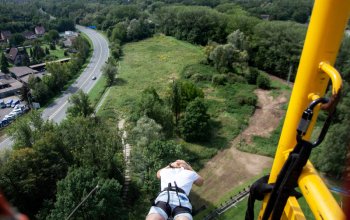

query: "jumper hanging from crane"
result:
(246, 0), (350, 219)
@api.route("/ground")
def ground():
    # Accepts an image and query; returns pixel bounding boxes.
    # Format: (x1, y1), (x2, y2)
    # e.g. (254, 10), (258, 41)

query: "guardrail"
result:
(203, 187), (250, 220)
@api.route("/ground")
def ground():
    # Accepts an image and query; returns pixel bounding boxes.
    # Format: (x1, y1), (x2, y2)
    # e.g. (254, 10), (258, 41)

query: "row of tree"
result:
(28, 36), (90, 105)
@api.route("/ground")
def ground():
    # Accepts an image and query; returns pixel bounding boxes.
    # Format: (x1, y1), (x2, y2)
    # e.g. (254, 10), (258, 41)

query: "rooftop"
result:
(9, 66), (38, 78)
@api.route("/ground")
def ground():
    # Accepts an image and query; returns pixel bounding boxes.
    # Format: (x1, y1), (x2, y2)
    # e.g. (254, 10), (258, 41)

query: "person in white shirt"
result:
(146, 160), (204, 220)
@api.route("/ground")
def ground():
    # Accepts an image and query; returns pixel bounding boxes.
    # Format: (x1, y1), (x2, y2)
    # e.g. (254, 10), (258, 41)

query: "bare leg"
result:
(146, 213), (166, 220)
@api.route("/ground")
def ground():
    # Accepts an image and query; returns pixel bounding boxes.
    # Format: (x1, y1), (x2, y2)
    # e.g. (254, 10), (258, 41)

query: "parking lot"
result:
(0, 96), (24, 120)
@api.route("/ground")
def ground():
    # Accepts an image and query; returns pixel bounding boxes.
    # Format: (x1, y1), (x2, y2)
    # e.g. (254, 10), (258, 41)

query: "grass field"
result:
(97, 35), (204, 117)
(97, 35), (256, 166)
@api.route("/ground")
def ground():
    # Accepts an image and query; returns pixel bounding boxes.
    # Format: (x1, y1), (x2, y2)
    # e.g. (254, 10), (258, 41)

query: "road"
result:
(0, 25), (109, 149)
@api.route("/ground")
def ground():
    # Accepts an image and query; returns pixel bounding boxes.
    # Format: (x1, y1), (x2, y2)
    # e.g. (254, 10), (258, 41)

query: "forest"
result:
(0, 0), (349, 219)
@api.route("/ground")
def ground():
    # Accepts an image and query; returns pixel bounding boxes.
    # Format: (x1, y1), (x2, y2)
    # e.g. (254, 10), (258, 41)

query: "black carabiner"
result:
(296, 97), (335, 147)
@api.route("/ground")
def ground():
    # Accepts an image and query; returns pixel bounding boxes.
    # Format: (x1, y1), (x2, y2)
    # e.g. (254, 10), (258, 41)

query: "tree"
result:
(1, 52), (9, 73)
(59, 117), (124, 179)
(49, 167), (125, 220)
(131, 116), (163, 148)
(44, 30), (60, 43)
(102, 62), (118, 86)
(135, 87), (173, 136)
(250, 21), (306, 80)
(168, 80), (204, 125)
(67, 90), (94, 117)
(227, 29), (246, 50)
(179, 98), (210, 142)
(0, 147), (68, 219)
(45, 47), (50, 55)
(257, 73), (271, 89)
(111, 22), (127, 43)
(9, 33), (25, 46)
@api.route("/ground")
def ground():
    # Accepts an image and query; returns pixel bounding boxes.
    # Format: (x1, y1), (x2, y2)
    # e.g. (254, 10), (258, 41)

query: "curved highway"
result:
(0, 25), (109, 149)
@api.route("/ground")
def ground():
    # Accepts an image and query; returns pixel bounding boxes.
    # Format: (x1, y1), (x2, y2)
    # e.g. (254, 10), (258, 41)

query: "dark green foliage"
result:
(49, 43), (56, 50)
(179, 98), (211, 141)
(1, 53), (9, 73)
(0, 147), (68, 219)
(67, 90), (94, 118)
(72, 36), (90, 63)
(250, 21), (306, 80)
(59, 117), (124, 179)
(44, 30), (60, 43)
(102, 61), (118, 87)
(111, 22), (128, 43)
(32, 44), (46, 61)
(135, 87), (173, 137)
(111, 42), (122, 59)
(212, 74), (228, 86)
(156, 6), (228, 45)
(48, 167), (125, 220)
(168, 80), (204, 125)
(9, 33), (25, 46)
(45, 47), (50, 55)
(245, 67), (260, 85)
(126, 19), (154, 42)
(256, 73), (271, 89)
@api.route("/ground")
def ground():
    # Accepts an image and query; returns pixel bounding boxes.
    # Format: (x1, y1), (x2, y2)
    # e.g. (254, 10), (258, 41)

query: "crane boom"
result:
(259, 0), (350, 219)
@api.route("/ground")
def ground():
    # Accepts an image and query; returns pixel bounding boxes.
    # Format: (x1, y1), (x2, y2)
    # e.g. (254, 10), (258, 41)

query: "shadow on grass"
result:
(114, 77), (127, 86)
(190, 191), (213, 219)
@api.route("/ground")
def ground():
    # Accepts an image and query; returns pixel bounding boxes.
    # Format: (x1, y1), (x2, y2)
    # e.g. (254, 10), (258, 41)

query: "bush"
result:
(212, 74), (227, 86)
(257, 74), (271, 89)
(246, 68), (260, 84)
(227, 73), (247, 84)
(235, 91), (257, 106)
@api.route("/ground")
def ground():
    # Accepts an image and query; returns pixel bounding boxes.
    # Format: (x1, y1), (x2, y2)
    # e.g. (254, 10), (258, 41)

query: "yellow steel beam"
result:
(259, 0), (350, 219)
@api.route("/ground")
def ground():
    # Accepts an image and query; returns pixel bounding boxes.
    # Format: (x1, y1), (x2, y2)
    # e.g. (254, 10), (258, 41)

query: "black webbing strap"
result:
(245, 175), (273, 220)
(262, 140), (311, 220)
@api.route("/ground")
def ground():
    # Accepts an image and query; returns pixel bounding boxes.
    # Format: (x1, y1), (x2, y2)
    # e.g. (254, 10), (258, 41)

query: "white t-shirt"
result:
(160, 167), (199, 195)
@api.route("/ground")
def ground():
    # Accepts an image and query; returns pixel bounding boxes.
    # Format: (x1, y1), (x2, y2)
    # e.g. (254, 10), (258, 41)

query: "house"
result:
(0, 72), (23, 98)
(35, 26), (45, 36)
(64, 31), (78, 37)
(63, 36), (77, 47)
(23, 31), (37, 40)
(0, 31), (11, 42)
(9, 66), (38, 82)
(5, 47), (29, 66)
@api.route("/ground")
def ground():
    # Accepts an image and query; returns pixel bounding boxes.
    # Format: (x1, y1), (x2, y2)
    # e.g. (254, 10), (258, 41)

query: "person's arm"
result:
(194, 175), (204, 186)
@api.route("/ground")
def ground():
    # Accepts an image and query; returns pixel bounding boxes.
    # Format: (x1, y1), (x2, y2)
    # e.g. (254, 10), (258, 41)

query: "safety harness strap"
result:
(152, 181), (192, 218)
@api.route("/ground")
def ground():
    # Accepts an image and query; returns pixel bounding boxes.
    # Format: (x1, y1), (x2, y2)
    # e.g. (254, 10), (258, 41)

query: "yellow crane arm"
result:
(259, 0), (350, 219)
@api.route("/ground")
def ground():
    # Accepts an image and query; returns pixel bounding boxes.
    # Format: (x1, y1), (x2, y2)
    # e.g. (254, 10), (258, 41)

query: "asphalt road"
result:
(0, 25), (109, 149)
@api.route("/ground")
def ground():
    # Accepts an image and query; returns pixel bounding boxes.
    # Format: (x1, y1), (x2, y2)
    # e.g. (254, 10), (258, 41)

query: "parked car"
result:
(0, 100), (6, 108)
(4, 115), (15, 121)
(14, 104), (25, 110)
(11, 100), (20, 107)
(0, 119), (9, 127)
(6, 99), (13, 108)
(12, 109), (23, 116)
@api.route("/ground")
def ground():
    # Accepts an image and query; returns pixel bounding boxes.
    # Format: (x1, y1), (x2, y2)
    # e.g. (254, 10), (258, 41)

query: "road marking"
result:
(48, 29), (105, 120)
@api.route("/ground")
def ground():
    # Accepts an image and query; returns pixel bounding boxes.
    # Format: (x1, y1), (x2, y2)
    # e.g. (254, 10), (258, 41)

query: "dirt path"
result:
(192, 89), (288, 204)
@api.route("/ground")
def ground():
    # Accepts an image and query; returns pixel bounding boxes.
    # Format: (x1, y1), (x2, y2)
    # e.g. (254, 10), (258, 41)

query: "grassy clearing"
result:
(98, 35), (256, 163)
(98, 35), (204, 117)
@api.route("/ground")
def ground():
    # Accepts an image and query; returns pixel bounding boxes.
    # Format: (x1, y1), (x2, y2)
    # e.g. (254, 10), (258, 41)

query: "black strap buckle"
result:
(297, 97), (335, 147)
